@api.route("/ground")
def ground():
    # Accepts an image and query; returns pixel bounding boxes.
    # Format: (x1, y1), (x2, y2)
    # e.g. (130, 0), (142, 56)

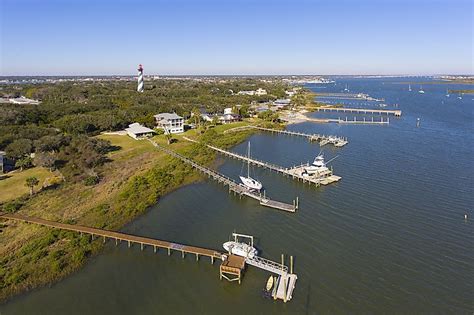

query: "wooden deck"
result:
(0, 212), (223, 262)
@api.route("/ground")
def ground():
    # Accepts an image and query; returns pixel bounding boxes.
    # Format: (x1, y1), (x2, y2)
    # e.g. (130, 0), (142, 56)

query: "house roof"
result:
(154, 113), (183, 120)
(125, 123), (155, 135)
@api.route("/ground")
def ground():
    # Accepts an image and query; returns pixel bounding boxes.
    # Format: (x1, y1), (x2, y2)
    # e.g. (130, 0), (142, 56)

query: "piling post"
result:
(128, 240), (131, 248)
(196, 254), (199, 261)
(211, 256), (214, 264)
(168, 248), (171, 256)
(141, 243), (144, 251)
(154, 245), (157, 253)
(290, 255), (294, 274)
(103, 236), (106, 243)
(296, 197), (299, 210)
(115, 238), (118, 246)
(284, 277), (287, 302)
(281, 254), (284, 272)
(182, 251), (185, 259)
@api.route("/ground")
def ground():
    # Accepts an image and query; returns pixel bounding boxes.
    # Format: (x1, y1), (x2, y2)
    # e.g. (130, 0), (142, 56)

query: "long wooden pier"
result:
(1, 213), (298, 302)
(251, 126), (348, 147)
(0, 212), (222, 262)
(315, 106), (402, 117)
(148, 140), (297, 212)
(183, 137), (341, 187)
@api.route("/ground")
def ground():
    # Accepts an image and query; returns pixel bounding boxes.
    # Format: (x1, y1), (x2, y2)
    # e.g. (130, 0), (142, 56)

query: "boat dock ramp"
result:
(148, 140), (298, 212)
(1, 213), (297, 303)
(183, 137), (341, 187)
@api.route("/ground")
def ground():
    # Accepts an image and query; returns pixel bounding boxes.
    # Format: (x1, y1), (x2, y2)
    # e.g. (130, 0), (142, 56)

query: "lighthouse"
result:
(137, 64), (144, 92)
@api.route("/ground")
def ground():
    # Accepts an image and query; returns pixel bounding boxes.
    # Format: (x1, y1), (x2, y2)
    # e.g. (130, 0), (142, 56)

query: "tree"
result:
(15, 156), (33, 171)
(5, 139), (33, 159)
(34, 152), (57, 171)
(191, 107), (201, 127)
(25, 176), (40, 195)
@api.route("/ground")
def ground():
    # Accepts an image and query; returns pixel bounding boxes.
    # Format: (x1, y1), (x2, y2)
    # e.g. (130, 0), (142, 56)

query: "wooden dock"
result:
(183, 137), (341, 187)
(2, 213), (299, 303)
(0, 212), (223, 262)
(315, 106), (402, 117)
(148, 140), (297, 212)
(250, 126), (348, 147)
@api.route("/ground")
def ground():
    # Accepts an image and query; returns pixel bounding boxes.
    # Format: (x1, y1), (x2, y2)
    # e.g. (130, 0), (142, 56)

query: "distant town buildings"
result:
(125, 123), (155, 140)
(154, 113), (184, 134)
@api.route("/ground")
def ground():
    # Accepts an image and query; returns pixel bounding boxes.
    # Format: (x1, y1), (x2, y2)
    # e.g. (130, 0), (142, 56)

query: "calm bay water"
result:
(1, 78), (473, 314)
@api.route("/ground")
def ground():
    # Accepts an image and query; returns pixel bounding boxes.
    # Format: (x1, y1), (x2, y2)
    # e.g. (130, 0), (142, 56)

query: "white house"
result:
(125, 123), (155, 140)
(224, 107), (233, 115)
(154, 113), (184, 134)
(237, 88), (267, 96)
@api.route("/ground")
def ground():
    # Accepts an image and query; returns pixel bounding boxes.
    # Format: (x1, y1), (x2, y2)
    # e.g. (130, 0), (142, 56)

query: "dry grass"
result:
(0, 167), (53, 204)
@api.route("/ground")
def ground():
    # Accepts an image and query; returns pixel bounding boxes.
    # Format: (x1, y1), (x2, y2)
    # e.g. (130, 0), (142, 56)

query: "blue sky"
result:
(1, 0), (472, 75)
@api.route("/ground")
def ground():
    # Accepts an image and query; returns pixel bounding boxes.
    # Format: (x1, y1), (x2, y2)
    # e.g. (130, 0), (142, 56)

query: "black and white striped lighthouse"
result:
(137, 64), (144, 92)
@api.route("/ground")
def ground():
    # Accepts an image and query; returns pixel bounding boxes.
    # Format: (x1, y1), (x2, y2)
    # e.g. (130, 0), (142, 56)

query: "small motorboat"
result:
(266, 275), (274, 292)
(223, 241), (258, 259)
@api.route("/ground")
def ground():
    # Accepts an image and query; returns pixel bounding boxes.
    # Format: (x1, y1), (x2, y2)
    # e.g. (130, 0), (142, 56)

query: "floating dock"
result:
(183, 137), (341, 187)
(149, 140), (298, 212)
(2, 214), (298, 303)
(315, 106), (402, 117)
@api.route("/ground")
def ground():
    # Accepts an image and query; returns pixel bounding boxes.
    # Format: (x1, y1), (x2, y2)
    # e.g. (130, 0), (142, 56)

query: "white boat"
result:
(304, 153), (330, 175)
(223, 241), (258, 259)
(223, 233), (258, 259)
(418, 86), (425, 94)
(344, 84), (349, 92)
(266, 276), (274, 291)
(446, 89), (450, 97)
(408, 84), (412, 92)
(239, 142), (263, 191)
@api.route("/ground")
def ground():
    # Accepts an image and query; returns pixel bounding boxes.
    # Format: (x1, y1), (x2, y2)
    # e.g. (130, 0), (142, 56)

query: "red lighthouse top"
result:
(138, 64), (143, 72)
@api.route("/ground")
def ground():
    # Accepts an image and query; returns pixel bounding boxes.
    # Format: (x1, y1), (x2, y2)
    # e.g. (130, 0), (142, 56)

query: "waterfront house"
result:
(154, 113), (184, 134)
(219, 113), (241, 124)
(0, 151), (15, 173)
(237, 88), (267, 96)
(125, 123), (155, 140)
(273, 98), (291, 109)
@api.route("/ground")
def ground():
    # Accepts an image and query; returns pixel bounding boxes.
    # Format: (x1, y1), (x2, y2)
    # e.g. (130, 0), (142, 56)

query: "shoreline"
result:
(0, 126), (257, 304)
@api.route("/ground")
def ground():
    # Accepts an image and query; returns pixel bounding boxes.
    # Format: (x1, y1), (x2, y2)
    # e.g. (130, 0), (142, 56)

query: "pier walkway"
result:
(315, 106), (402, 116)
(251, 126), (348, 147)
(148, 140), (297, 212)
(223, 125), (347, 147)
(183, 137), (341, 187)
(0, 212), (223, 262)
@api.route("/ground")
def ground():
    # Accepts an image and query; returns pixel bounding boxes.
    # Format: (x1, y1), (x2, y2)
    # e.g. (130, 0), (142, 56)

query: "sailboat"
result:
(239, 142), (263, 191)
(344, 84), (349, 92)
(418, 86), (425, 94)
(408, 84), (412, 92)
(457, 93), (462, 99)
(446, 89), (450, 97)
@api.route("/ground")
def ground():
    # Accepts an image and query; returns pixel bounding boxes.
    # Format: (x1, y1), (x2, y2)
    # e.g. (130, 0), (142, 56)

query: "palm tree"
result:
(25, 176), (39, 196)
(191, 107), (201, 127)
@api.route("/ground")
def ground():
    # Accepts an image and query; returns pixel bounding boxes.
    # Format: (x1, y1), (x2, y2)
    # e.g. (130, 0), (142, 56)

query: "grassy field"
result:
(0, 121), (261, 302)
(0, 167), (53, 204)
